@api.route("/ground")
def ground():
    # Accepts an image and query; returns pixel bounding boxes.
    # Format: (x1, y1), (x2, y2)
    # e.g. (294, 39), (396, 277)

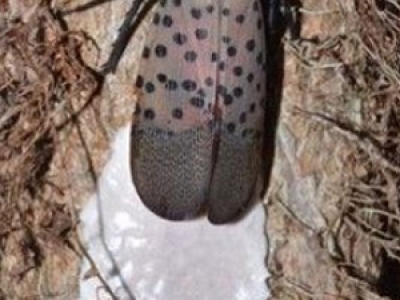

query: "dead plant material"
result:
(0, 2), (100, 297)
(339, 0), (400, 266)
(289, 0), (400, 299)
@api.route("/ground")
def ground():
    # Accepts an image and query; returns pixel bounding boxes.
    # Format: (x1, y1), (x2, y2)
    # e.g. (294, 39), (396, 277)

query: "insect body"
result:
(131, 0), (266, 224)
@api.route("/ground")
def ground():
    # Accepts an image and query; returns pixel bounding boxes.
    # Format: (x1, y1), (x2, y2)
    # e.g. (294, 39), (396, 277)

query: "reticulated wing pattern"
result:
(131, 0), (266, 223)
(208, 0), (266, 224)
(131, 0), (217, 220)
(131, 127), (212, 220)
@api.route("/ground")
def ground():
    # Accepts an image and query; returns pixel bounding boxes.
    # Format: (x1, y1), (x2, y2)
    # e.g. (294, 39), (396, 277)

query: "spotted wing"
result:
(131, 0), (218, 220)
(207, 0), (266, 224)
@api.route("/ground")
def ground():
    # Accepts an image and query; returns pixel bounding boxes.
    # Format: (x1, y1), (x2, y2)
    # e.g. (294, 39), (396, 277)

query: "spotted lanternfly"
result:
(131, 0), (266, 224)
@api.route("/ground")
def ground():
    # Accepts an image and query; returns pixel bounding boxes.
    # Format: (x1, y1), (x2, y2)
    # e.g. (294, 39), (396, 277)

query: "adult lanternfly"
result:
(131, 0), (266, 224)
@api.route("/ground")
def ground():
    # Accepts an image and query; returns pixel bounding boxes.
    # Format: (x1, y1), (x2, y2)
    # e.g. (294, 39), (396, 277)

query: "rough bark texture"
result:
(267, 1), (400, 299)
(1, 0), (400, 299)
(0, 0), (156, 298)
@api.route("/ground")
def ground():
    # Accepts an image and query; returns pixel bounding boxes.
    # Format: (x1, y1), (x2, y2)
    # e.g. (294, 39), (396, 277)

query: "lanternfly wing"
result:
(131, 0), (216, 221)
(207, 1), (266, 224)
(131, 0), (266, 224)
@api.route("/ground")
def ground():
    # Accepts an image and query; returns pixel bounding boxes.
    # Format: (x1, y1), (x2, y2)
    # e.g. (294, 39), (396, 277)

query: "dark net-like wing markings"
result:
(131, 126), (213, 220)
(132, 1), (217, 220)
(208, 0), (266, 224)
(209, 130), (262, 223)
(131, 0), (266, 223)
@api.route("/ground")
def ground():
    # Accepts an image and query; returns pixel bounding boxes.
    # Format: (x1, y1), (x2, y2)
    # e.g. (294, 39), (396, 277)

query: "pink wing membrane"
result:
(131, 0), (266, 223)
(207, 0), (266, 223)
